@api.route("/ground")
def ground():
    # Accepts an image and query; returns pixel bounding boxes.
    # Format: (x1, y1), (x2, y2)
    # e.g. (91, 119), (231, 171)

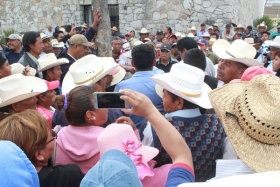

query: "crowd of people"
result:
(0, 9), (280, 187)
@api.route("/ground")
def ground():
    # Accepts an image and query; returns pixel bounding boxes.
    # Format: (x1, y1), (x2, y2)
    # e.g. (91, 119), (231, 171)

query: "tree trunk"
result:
(92, 0), (112, 57)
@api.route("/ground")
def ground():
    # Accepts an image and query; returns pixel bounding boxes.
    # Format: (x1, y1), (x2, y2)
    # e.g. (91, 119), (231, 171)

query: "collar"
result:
(165, 108), (201, 120)
(158, 57), (172, 65)
(67, 53), (77, 61)
(26, 52), (39, 62)
(132, 71), (155, 77)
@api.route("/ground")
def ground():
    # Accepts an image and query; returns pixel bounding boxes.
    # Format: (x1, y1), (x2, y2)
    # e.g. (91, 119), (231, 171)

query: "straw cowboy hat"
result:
(187, 33), (195, 38)
(208, 74), (280, 172)
(212, 39), (261, 67)
(178, 171), (280, 187)
(97, 123), (159, 179)
(62, 55), (119, 94)
(137, 28), (150, 34)
(190, 26), (196, 31)
(51, 39), (64, 48)
(152, 63), (212, 109)
(244, 38), (256, 45)
(40, 33), (53, 40)
(0, 74), (47, 108)
(234, 24), (244, 31)
(38, 53), (69, 72)
(257, 22), (267, 30)
(265, 36), (280, 48)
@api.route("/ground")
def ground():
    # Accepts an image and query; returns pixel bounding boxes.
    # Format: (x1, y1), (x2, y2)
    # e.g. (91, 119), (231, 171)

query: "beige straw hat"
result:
(208, 74), (280, 172)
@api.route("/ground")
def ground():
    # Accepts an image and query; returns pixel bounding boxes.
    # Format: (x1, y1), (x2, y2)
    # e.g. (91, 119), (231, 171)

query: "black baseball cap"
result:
(226, 24), (231, 28)
(201, 23), (206, 26)
(160, 44), (171, 52)
(156, 30), (163, 35)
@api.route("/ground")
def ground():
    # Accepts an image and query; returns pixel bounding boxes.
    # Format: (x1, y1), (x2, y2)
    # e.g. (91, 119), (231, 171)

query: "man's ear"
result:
(11, 103), (22, 112)
(177, 97), (185, 110)
(237, 68), (246, 79)
(131, 60), (135, 68)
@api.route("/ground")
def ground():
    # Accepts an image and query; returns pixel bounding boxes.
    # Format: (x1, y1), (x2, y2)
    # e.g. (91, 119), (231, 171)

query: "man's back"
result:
(114, 71), (163, 129)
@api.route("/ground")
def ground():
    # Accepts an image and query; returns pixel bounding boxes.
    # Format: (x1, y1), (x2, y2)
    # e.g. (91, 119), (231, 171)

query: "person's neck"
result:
(67, 49), (78, 60)
(28, 51), (39, 59)
(13, 47), (21, 54)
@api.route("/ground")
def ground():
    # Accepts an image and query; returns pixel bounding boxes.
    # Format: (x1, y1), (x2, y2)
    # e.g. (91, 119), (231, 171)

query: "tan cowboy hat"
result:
(38, 53), (69, 72)
(234, 24), (244, 31)
(212, 39), (261, 67)
(51, 39), (64, 48)
(244, 38), (256, 45)
(152, 63), (212, 109)
(265, 36), (280, 48)
(137, 28), (150, 34)
(178, 171), (280, 187)
(208, 74), (280, 172)
(257, 22), (267, 30)
(0, 74), (47, 108)
(62, 55), (119, 94)
(209, 38), (216, 44)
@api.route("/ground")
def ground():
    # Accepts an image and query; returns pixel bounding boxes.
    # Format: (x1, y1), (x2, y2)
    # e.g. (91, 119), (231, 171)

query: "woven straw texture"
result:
(208, 74), (280, 172)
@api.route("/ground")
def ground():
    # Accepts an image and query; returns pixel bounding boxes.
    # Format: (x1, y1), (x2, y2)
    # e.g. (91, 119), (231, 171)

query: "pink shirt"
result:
(36, 105), (54, 129)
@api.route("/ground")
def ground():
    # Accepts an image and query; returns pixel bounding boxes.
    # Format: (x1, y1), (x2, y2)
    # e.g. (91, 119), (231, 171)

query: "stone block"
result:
(168, 11), (180, 19)
(130, 20), (143, 29)
(166, 3), (174, 11)
(203, 1), (211, 8)
(161, 13), (167, 19)
(14, 6), (20, 13)
(157, 1), (167, 8)
(133, 8), (144, 14)
(194, 4), (202, 12)
(153, 12), (160, 20)
(205, 6), (215, 12)
(176, 4), (184, 12)
(175, 23), (183, 32)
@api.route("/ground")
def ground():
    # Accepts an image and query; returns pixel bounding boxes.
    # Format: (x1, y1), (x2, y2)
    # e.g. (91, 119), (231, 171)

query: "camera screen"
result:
(96, 93), (125, 108)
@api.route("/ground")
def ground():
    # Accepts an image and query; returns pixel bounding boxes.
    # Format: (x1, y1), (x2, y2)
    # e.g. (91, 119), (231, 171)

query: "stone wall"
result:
(0, 0), (263, 34)
(118, 0), (263, 36)
(0, 0), (90, 33)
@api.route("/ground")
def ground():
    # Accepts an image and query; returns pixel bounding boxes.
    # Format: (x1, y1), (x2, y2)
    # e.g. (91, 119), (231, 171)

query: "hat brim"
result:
(208, 82), (280, 172)
(152, 74), (212, 109)
(82, 42), (94, 47)
(0, 76), (47, 108)
(135, 145), (159, 162)
(52, 43), (64, 48)
(234, 27), (244, 31)
(111, 67), (126, 86)
(137, 32), (150, 34)
(264, 40), (280, 49)
(38, 58), (69, 72)
(213, 40), (261, 67)
(62, 60), (118, 94)
(47, 80), (60, 90)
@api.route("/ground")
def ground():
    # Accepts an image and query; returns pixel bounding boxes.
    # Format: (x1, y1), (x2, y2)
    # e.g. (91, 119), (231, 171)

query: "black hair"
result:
(111, 36), (122, 44)
(42, 67), (55, 80)
(168, 90), (198, 109)
(22, 31), (41, 52)
(177, 37), (198, 52)
(65, 25), (72, 33)
(53, 31), (64, 39)
(262, 31), (271, 36)
(247, 26), (253, 31)
(0, 54), (7, 68)
(166, 27), (172, 34)
(132, 44), (154, 71)
(210, 32), (219, 39)
(184, 48), (206, 71)
(254, 37), (263, 45)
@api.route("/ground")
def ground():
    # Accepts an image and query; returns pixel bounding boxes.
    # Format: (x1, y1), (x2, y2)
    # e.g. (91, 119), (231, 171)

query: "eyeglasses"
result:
(46, 130), (57, 144)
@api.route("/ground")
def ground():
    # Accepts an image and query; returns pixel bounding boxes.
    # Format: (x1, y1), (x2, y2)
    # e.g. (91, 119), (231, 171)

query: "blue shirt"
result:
(165, 164), (195, 187)
(114, 71), (163, 129)
(4, 51), (23, 64)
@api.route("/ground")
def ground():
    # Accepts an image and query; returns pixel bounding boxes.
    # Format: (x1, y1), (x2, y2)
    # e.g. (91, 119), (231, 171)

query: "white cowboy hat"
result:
(51, 39), (64, 48)
(10, 63), (25, 75)
(187, 33), (195, 38)
(178, 171), (280, 187)
(38, 53), (69, 72)
(175, 32), (182, 37)
(202, 32), (210, 38)
(0, 74), (47, 108)
(234, 24), (244, 31)
(40, 33), (53, 40)
(208, 26), (213, 30)
(212, 39), (261, 67)
(244, 38), (256, 45)
(265, 36), (280, 48)
(137, 28), (150, 34)
(62, 55), (119, 94)
(190, 26), (196, 31)
(110, 66), (126, 86)
(151, 63), (212, 109)
(257, 22), (267, 30)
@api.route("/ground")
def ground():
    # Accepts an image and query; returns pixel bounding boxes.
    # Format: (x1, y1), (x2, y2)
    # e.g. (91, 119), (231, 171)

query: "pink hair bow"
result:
(123, 138), (154, 180)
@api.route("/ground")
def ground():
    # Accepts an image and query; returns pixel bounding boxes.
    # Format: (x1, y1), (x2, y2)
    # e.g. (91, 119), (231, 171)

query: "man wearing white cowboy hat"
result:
(0, 74), (47, 120)
(142, 62), (225, 182)
(264, 36), (280, 72)
(208, 74), (280, 179)
(257, 22), (267, 39)
(137, 28), (150, 42)
(38, 53), (69, 94)
(51, 39), (65, 56)
(39, 32), (54, 57)
(213, 39), (262, 85)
